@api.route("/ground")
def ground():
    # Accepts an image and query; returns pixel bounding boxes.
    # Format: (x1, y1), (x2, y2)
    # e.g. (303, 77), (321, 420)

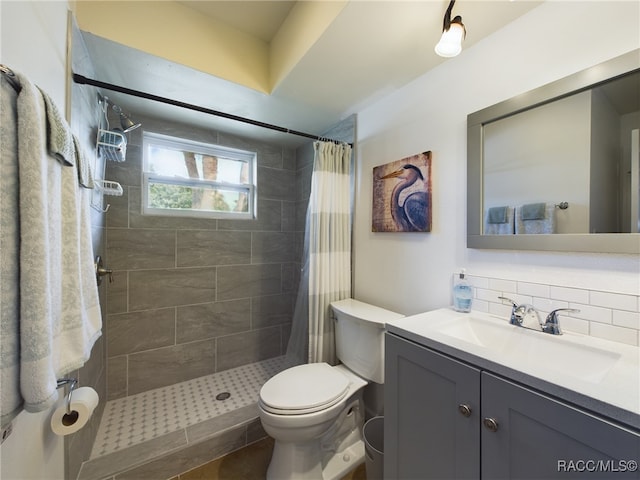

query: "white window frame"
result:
(142, 132), (257, 220)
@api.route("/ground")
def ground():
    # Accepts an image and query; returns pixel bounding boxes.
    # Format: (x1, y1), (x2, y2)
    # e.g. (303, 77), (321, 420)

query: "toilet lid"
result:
(260, 363), (350, 414)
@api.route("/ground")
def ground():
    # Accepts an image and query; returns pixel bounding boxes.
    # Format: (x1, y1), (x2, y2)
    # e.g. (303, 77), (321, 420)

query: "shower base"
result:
(77, 356), (290, 480)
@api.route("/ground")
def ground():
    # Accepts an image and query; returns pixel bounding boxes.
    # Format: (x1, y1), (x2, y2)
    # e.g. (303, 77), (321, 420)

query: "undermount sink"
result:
(431, 312), (622, 384)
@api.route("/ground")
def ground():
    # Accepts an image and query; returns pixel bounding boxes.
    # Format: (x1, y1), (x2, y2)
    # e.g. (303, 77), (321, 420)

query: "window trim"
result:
(142, 132), (257, 220)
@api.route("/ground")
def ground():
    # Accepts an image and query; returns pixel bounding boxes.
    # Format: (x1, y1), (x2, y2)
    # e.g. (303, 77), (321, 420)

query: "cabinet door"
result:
(481, 372), (640, 479)
(385, 334), (481, 479)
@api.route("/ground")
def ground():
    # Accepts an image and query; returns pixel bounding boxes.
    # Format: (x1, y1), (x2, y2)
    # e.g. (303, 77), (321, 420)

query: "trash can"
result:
(363, 416), (384, 480)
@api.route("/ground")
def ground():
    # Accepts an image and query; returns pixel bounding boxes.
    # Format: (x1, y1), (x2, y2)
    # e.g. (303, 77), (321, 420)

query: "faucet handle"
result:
(498, 296), (518, 308)
(498, 296), (525, 326)
(542, 308), (580, 335)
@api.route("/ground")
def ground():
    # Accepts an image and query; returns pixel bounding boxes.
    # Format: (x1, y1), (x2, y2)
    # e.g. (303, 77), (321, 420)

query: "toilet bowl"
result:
(258, 299), (404, 480)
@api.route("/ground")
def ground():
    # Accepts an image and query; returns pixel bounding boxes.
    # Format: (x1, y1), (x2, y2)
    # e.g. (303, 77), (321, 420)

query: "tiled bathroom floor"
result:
(91, 356), (290, 459)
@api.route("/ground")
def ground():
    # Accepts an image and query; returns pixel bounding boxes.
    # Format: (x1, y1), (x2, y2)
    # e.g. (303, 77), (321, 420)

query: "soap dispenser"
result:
(453, 270), (473, 313)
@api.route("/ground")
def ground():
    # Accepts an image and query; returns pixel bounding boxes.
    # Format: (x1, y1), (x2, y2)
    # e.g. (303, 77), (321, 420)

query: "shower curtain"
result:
(286, 141), (352, 365)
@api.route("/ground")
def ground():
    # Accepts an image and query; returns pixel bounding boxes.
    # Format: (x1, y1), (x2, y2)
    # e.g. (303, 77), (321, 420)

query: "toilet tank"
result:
(331, 299), (404, 384)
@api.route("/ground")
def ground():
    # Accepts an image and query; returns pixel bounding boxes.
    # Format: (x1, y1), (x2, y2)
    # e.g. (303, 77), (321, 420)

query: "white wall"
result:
(354, 1), (640, 317)
(0, 1), (69, 479)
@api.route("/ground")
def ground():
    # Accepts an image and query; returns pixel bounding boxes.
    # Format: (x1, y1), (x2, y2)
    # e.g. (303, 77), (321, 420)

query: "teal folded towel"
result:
(37, 86), (74, 167)
(521, 203), (546, 220)
(487, 206), (508, 224)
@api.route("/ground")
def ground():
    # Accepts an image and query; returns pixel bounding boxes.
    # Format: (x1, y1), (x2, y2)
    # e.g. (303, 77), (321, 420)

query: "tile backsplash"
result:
(464, 274), (640, 347)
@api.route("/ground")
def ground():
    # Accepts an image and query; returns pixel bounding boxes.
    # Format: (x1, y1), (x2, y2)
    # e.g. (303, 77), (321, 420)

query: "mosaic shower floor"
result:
(91, 356), (290, 459)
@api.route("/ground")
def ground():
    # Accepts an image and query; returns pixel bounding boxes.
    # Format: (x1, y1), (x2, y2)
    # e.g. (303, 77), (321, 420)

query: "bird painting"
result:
(372, 151), (432, 232)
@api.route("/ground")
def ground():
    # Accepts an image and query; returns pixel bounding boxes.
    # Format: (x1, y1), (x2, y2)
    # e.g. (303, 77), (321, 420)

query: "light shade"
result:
(435, 20), (465, 57)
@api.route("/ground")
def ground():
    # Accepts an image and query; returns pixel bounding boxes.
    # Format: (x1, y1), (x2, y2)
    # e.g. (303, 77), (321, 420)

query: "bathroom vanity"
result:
(384, 309), (640, 479)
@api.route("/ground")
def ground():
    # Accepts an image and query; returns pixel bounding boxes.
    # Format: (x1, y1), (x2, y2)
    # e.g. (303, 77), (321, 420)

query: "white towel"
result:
(484, 206), (514, 235)
(1, 70), (102, 424)
(1, 75), (22, 427)
(515, 203), (556, 234)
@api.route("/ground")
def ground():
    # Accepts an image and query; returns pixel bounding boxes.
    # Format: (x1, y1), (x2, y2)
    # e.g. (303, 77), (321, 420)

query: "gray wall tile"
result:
(258, 166), (296, 201)
(107, 356), (127, 400)
(176, 300), (250, 343)
(216, 264), (281, 301)
(283, 148), (296, 171)
(106, 271), (128, 314)
(107, 228), (176, 270)
(252, 294), (294, 329)
(108, 144), (142, 187)
(216, 327), (281, 371)
(252, 232), (295, 264)
(128, 340), (216, 394)
(177, 230), (250, 267)
(280, 324), (292, 354)
(282, 263), (297, 294)
(107, 308), (176, 357)
(106, 190), (129, 228)
(129, 268), (216, 310)
(218, 197), (282, 232)
(281, 201), (296, 232)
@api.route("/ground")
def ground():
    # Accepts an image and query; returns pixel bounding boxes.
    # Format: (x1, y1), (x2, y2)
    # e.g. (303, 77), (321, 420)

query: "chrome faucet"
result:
(498, 297), (579, 335)
(541, 308), (580, 335)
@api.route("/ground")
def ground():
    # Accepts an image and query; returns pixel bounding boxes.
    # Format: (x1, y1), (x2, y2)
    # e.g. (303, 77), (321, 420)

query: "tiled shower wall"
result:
(67, 21), (108, 480)
(466, 274), (640, 346)
(104, 115), (301, 399)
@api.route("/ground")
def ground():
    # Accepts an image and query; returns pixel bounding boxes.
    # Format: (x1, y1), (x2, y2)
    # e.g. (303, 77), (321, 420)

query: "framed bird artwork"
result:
(372, 151), (432, 232)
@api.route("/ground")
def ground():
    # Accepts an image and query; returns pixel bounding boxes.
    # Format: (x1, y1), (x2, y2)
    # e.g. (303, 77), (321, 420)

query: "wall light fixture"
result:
(435, 0), (466, 58)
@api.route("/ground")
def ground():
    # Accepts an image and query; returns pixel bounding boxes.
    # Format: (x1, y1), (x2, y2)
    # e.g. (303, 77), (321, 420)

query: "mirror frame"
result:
(467, 49), (640, 254)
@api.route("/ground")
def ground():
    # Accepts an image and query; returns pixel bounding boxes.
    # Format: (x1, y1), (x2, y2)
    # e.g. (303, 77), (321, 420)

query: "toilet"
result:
(258, 298), (404, 480)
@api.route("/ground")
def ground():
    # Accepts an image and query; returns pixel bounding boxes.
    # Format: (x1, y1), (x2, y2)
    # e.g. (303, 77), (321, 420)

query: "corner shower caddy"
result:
(91, 95), (125, 212)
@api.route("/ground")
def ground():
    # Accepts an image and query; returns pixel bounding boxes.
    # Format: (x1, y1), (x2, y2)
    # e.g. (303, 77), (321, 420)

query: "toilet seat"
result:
(260, 363), (350, 415)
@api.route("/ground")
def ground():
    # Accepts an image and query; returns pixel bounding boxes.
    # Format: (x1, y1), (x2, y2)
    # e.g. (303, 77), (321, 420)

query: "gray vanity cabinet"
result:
(384, 333), (481, 479)
(385, 333), (640, 479)
(481, 372), (639, 479)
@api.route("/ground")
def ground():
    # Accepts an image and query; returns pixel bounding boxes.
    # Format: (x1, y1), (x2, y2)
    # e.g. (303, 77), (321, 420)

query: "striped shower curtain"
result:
(307, 141), (352, 364)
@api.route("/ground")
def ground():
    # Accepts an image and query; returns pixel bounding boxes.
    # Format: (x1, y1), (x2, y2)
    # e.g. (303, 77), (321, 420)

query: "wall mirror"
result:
(467, 49), (640, 254)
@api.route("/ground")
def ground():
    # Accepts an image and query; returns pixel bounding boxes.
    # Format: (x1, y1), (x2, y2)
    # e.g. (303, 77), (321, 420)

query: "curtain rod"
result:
(72, 73), (351, 146)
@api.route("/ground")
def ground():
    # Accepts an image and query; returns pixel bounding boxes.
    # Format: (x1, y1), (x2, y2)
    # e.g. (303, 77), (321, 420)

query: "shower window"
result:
(142, 132), (257, 219)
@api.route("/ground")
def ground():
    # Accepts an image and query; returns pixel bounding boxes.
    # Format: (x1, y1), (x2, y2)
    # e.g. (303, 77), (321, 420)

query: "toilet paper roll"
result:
(50, 386), (99, 436)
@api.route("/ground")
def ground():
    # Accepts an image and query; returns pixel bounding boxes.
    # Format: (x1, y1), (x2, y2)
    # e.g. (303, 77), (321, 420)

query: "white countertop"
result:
(386, 308), (640, 429)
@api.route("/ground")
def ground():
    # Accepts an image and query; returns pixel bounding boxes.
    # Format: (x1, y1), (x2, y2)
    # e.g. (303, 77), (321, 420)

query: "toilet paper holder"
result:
(56, 378), (78, 414)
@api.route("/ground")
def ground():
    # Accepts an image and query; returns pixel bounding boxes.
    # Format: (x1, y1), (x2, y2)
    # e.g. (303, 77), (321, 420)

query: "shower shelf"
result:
(97, 128), (127, 163)
(94, 179), (123, 197)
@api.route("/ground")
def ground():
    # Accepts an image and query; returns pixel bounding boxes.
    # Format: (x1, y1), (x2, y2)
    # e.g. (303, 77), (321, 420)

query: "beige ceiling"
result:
(75, 1), (543, 146)
(178, 1), (296, 43)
